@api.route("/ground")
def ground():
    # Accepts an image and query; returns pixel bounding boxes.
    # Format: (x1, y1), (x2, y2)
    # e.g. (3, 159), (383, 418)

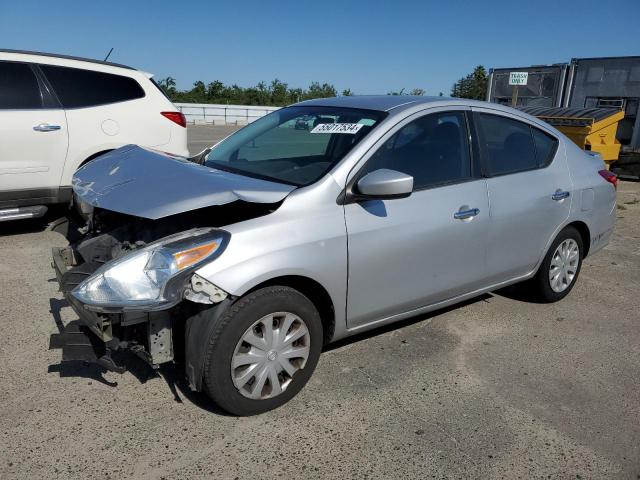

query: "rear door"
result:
(0, 61), (68, 196)
(344, 108), (489, 329)
(471, 108), (571, 283)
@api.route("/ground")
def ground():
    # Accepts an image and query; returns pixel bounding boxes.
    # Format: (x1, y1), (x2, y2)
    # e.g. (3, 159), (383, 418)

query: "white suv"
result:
(0, 49), (188, 221)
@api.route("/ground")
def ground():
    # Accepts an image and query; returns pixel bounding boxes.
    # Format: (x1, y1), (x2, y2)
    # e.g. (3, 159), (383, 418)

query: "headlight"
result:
(72, 228), (229, 311)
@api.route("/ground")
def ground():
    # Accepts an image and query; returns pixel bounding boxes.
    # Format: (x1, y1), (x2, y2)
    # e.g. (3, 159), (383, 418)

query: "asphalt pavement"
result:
(187, 124), (240, 155)
(0, 126), (638, 479)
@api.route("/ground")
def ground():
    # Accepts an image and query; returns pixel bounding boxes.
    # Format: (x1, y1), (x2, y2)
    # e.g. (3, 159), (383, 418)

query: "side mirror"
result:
(355, 169), (413, 200)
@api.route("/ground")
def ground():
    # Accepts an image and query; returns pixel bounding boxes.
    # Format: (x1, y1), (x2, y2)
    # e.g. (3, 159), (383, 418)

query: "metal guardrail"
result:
(174, 103), (281, 125)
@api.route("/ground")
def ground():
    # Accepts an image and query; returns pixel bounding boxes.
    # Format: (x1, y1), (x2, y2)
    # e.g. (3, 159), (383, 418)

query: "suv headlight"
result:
(72, 228), (229, 311)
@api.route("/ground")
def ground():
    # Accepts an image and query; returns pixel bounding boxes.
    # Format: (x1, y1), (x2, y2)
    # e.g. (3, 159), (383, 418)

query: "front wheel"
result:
(200, 286), (323, 416)
(531, 226), (584, 302)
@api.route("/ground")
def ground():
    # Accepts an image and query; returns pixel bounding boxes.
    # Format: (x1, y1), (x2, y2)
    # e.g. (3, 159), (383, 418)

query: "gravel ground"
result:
(0, 132), (639, 479)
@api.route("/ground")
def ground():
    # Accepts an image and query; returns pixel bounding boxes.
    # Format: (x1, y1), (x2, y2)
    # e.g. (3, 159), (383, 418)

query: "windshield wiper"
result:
(188, 148), (212, 165)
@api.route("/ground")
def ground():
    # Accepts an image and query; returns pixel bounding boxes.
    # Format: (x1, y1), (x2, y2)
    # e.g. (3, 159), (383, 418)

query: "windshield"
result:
(205, 106), (387, 186)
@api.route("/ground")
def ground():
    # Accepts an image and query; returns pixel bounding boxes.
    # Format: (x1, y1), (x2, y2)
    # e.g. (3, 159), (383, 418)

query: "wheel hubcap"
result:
(549, 239), (580, 293)
(231, 312), (310, 400)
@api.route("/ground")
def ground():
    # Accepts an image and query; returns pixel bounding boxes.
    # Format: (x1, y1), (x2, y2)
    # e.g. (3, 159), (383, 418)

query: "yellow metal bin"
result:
(519, 106), (625, 166)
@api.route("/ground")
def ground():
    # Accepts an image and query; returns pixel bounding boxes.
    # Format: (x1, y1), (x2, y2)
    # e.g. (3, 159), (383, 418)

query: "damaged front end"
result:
(51, 145), (292, 381)
(52, 219), (231, 374)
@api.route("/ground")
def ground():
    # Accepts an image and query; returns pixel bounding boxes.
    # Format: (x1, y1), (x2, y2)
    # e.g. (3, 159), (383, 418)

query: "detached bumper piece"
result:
(49, 322), (125, 374)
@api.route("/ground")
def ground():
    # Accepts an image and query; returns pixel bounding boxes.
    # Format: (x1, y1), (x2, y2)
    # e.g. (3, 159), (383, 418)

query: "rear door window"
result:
(476, 113), (537, 176)
(40, 65), (145, 108)
(0, 61), (43, 109)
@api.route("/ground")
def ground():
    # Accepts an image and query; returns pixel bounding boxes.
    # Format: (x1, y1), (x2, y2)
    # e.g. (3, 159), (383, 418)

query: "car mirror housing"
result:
(354, 168), (413, 200)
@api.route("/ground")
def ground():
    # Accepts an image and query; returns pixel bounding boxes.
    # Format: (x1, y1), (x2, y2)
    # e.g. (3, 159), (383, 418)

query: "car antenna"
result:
(103, 47), (114, 62)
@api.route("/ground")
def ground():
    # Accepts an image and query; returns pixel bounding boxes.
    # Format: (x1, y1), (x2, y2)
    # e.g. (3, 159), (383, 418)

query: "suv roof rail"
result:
(0, 48), (136, 70)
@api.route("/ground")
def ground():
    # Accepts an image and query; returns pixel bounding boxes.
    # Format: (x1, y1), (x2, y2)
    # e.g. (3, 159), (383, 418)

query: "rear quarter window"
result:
(532, 127), (559, 167)
(40, 64), (145, 108)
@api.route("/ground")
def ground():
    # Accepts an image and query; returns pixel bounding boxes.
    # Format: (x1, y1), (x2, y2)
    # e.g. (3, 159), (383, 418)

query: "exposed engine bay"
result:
(72, 200), (276, 265)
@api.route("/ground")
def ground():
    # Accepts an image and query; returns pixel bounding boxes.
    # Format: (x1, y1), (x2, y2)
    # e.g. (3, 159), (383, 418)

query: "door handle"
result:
(454, 207), (480, 220)
(552, 190), (570, 201)
(33, 123), (61, 132)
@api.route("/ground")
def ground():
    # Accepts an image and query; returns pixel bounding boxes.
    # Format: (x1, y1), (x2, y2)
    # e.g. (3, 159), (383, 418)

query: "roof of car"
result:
(295, 95), (438, 111)
(294, 95), (501, 112)
(301, 94), (550, 115)
(0, 49), (135, 70)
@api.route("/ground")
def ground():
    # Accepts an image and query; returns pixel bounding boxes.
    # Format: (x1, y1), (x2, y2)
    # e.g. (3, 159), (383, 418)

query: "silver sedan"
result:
(54, 96), (617, 415)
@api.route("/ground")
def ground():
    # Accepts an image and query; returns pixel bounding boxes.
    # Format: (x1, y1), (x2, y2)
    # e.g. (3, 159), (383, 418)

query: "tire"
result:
(531, 226), (583, 303)
(200, 286), (323, 416)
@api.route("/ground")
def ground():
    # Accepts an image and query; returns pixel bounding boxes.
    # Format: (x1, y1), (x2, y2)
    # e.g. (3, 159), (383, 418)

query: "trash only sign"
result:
(509, 72), (528, 86)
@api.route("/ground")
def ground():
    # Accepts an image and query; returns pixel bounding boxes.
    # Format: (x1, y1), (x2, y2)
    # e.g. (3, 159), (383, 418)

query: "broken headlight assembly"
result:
(72, 228), (229, 311)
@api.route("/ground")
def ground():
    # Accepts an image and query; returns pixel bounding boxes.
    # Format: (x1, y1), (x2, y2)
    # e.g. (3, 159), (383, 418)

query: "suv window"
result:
(40, 65), (145, 108)
(361, 111), (472, 190)
(0, 61), (42, 109)
(476, 113), (538, 176)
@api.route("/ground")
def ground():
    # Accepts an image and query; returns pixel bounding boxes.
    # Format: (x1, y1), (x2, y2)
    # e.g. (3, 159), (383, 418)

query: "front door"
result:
(344, 109), (489, 329)
(0, 61), (68, 196)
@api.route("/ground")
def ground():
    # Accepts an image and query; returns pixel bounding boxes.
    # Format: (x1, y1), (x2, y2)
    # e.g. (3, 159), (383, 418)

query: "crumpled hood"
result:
(72, 145), (295, 219)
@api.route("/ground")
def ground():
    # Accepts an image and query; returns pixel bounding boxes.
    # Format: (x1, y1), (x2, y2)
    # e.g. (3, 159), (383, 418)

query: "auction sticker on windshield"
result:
(310, 123), (364, 134)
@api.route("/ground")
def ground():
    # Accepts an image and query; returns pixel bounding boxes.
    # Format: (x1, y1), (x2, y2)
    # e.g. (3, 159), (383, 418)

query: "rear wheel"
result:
(201, 286), (323, 416)
(531, 226), (583, 302)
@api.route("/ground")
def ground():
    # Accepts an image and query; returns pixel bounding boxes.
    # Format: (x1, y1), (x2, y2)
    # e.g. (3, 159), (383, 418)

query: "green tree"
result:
(267, 79), (286, 105)
(451, 66), (488, 100)
(305, 82), (337, 100)
(157, 77), (177, 96)
(206, 80), (225, 102)
(158, 77), (343, 106)
(288, 88), (304, 103)
(409, 88), (425, 96)
(342, 88), (354, 96)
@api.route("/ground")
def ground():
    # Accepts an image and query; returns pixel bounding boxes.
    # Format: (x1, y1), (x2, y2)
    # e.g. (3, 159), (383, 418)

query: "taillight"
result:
(598, 169), (618, 190)
(161, 111), (186, 128)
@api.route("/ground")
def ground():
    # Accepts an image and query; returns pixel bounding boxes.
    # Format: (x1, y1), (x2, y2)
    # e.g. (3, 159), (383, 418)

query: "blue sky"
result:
(1, 0), (638, 96)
